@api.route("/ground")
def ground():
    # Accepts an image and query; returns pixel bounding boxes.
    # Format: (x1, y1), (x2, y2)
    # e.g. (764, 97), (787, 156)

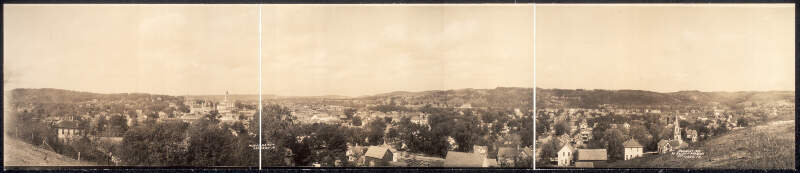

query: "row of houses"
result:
(556, 139), (644, 168)
(347, 144), (532, 167)
(555, 113), (691, 167)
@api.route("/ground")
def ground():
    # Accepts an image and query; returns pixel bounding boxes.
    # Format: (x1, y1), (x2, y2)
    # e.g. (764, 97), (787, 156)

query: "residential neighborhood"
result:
(6, 87), (534, 167)
(535, 89), (794, 168)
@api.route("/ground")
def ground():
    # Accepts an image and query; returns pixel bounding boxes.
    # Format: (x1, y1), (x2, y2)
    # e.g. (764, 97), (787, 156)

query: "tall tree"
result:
(108, 114), (128, 136)
(351, 116), (363, 126)
(343, 108), (356, 119)
(118, 121), (190, 166)
(186, 122), (236, 166)
(603, 128), (626, 161)
(538, 139), (561, 166)
(365, 119), (387, 145)
(554, 121), (570, 136)
(250, 104), (294, 166)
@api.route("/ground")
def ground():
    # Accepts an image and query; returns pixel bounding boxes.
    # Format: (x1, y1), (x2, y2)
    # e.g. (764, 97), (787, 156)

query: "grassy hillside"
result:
(4, 136), (96, 166)
(602, 119), (795, 169)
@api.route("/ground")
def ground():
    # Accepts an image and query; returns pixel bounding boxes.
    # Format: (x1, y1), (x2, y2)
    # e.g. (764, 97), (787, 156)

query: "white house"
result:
(557, 144), (574, 166)
(56, 120), (85, 143)
(623, 139), (644, 160)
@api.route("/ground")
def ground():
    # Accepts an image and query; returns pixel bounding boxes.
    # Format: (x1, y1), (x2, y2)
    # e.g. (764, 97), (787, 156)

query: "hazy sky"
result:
(536, 4), (794, 92)
(261, 5), (534, 96)
(4, 4), (534, 96)
(5, 5), (260, 96)
(12, 5), (786, 96)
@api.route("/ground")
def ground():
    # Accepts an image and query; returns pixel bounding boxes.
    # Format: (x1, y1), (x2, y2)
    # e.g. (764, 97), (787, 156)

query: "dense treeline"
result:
(252, 104), (351, 166)
(117, 111), (256, 166)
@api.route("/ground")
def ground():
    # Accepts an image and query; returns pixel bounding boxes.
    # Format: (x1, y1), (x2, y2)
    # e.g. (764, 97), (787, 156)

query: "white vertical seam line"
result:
(258, 4), (263, 170)
(532, 2), (537, 170)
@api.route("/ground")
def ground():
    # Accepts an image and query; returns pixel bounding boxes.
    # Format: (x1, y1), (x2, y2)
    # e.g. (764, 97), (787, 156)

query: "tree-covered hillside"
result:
(536, 88), (794, 108)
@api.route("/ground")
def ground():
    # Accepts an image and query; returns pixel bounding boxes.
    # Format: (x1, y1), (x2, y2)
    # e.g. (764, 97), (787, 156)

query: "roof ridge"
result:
(623, 138), (643, 147)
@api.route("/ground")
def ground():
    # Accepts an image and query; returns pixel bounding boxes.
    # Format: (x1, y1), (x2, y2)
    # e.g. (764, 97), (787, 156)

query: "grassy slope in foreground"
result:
(4, 136), (96, 166)
(602, 119), (795, 169)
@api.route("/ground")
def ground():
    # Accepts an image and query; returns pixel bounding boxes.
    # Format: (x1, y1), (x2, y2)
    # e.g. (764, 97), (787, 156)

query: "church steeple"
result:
(674, 111), (682, 143)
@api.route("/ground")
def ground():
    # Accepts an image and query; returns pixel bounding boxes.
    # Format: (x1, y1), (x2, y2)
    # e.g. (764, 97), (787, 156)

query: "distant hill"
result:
(9, 88), (789, 110)
(7, 87), (535, 109)
(4, 136), (97, 166)
(184, 94), (269, 102)
(8, 88), (98, 104)
(536, 88), (794, 108)
(7, 88), (180, 105)
(282, 95), (351, 99)
(359, 87), (533, 109)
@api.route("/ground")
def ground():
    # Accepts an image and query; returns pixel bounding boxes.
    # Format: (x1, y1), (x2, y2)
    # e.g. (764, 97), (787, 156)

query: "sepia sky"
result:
(261, 5), (534, 97)
(4, 4), (534, 96)
(4, 5), (260, 96)
(536, 4), (794, 92)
